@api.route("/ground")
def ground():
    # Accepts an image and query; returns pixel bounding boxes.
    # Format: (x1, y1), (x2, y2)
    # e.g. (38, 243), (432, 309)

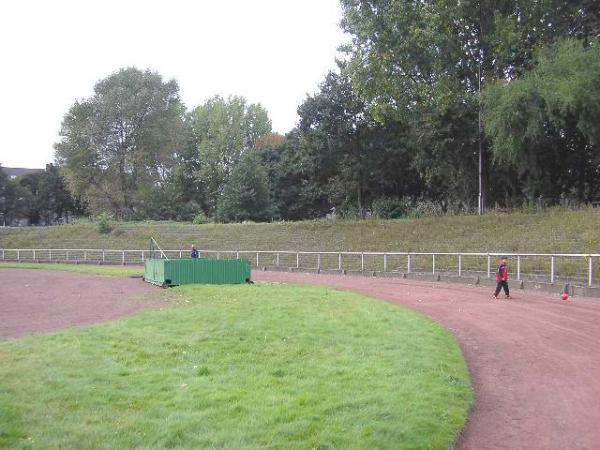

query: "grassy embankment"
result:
(0, 264), (472, 449)
(1, 207), (598, 253)
(1, 207), (598, 279)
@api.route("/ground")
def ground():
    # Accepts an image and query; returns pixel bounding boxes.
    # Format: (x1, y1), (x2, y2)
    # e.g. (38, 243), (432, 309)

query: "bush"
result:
(408, 200), (444, 218)
(96, 212), (114, 234)
(372, 197), (412, 219)
(192, 211), (211, 224)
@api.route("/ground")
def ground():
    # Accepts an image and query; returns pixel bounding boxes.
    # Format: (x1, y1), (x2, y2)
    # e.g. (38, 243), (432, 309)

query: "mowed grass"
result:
(0, 261), (143, 277)
(1, 207), (599, 253)
(0, 283), (472, 450)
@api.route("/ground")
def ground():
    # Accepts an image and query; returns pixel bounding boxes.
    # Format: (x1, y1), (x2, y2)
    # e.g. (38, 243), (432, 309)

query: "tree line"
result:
(3, 1), (600, 225)
(0, 164), (82, 226)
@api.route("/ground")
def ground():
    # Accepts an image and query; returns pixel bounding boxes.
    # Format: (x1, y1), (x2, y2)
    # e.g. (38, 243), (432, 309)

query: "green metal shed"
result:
(144, 258), (251, 286)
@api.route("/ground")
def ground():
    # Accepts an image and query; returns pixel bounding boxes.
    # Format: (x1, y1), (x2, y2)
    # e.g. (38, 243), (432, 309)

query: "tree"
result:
(190, 95), (272, 214)
(0, 166), (12, 226)
(340, 0), (600, 208)
(55, 67), (188, 218)
(484, 38), (600, 203)
(38, 164), (82, 224)
(216, 151), (272, 222)
(0, 168), (29, 226)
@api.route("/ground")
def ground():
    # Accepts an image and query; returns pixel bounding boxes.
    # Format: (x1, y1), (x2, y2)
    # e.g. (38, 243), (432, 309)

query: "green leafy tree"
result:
(340, 0), (600, 207)
(55, 67), (188, 218)
(484, 38), (600, 202)
(190, 96), (272, 214)
(0, 166), (13, 226)
(217, 151), (272, 222)
(0, 173), (29, 226)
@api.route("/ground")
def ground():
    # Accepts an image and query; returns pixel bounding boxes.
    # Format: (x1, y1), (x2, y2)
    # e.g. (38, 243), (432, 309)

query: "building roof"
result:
(1, 166), (44, 179)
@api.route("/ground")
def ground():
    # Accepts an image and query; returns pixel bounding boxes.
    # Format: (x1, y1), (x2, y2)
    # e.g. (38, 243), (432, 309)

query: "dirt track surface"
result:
(0, 269), (163, 338)
(254, 271), (600, 450)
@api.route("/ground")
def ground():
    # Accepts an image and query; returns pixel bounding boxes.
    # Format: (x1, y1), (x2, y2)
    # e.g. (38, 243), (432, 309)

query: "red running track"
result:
(253, 271), (600, 450)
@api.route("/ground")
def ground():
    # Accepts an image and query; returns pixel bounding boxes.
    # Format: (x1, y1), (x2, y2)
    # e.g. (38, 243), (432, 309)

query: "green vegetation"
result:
(0, 262), (142, 277)
(5, 3), (600, 227)
(1, 207), (599, 253)
(0, 284), (472, 449)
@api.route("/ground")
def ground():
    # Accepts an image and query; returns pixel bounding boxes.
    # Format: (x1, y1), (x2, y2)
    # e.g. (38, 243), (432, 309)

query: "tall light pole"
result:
(478, 62), (485, 215)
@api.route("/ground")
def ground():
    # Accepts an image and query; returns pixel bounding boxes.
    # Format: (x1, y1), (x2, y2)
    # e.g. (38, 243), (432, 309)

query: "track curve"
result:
(253, 271), (600, 450)
(0, 269), (165, 338)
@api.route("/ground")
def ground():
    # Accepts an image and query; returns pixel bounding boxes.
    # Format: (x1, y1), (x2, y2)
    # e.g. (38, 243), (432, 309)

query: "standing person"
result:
(493, 256), (510, 299)
(191, 245), (199, 259)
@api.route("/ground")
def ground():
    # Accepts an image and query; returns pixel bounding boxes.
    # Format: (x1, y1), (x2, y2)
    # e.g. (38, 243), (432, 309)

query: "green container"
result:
(144, 258), (251, 286)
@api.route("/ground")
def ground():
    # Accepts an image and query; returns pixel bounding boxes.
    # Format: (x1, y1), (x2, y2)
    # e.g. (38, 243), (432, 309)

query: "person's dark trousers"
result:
(495, 280), (510, 296)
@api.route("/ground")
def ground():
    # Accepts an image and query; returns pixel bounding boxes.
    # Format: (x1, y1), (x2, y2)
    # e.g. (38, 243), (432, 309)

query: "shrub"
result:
(408, 200), (444, 218)
(372, 197), (412, 219)
(192, 211), (211, 224)
(96, 212), (114, 234)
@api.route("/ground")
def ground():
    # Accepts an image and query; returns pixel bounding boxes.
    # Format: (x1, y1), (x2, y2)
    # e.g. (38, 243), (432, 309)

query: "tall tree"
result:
(0, 166), (12, 226)
(0, 168), (29, 226)
(217, 150), (272, 222)
(298, 68), (399, 217)
(190, 96), (271, 214)
(340, 0), (600, 208)
(55, 67), (188, 218)
(484, 38), (600, 203)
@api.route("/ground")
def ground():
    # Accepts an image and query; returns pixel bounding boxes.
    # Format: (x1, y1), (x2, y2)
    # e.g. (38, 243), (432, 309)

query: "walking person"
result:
(191, 245), (199, 259)
(493, 256), (511, 299)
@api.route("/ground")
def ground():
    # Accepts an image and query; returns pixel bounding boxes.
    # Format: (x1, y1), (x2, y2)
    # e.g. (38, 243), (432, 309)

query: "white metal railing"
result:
(0, 248), (597, 288)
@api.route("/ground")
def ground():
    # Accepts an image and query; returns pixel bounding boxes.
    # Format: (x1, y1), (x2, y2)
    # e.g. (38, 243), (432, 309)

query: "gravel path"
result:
(0, 269), (164, 338)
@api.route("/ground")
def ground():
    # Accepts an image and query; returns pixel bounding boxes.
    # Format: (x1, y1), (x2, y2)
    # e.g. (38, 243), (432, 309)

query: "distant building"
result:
(1, 166), (44, 179)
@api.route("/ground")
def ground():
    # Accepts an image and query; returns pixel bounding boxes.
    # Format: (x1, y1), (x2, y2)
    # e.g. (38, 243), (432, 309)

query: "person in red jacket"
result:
(493, 256), (511, 299)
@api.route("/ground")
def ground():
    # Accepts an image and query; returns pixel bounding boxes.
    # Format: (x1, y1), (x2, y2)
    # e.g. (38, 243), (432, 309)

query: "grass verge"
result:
(0, 283), (472, 449)
(1, 207), (599, 253)
(0, 262), (143, 277)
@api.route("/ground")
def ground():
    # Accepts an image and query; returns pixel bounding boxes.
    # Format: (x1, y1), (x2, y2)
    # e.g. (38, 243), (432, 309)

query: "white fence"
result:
(1, 248), (597, 288)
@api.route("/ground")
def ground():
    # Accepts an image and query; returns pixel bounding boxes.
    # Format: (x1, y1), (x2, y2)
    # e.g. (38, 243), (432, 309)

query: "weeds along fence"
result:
(1, 248), (598, 288)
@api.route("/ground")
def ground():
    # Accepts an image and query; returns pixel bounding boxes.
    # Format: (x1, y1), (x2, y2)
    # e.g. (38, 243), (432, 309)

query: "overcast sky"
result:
(0, 0), (346, 168)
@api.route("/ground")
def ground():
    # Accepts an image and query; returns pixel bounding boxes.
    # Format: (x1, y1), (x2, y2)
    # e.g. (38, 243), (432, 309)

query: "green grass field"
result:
(0, 268), (472, 449)
(1, 207), (599, 253)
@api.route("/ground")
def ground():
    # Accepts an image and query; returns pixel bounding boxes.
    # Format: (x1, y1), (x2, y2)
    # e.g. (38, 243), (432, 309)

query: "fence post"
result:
(141, 250), (144, 262)
(551, 256), (555, 284)
(256, 252), (259, 267)
(17, 250), (20, 261)
(407, 254), (411, 274)
(361, 253), (365, 271)
(84, 251), (87, 262)
(458, 254), (462, 277)
(236, 251), (240, 260)
(296, 252), (300, 269)
(1, 249), (4, 260)
(49, 250), (52, 261)
(179, 250), (183, 259)
(317, 253), (321, 270)
(276, 252), (280, 267)
(217, 252), (221, 260)
(102, 250), (105, 263)
(383, 253), (387, 272)
(487, 255), (491, 278)
(517, 256), (521, 281)
(33, 250), (36, 261)
(589, 256), (594, 287)
(122, 251), (125, 266)
(66, 250), (69, 261)
(338, 253), (342, 270)
(432, 254), (436, 274)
